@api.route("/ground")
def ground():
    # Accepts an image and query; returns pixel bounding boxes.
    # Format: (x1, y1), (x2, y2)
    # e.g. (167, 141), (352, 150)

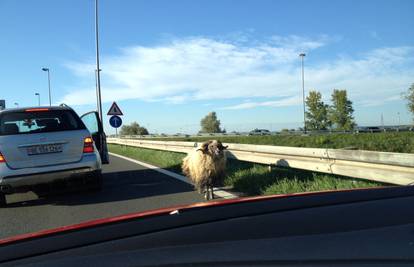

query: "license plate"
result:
(27, 144), (63, 155)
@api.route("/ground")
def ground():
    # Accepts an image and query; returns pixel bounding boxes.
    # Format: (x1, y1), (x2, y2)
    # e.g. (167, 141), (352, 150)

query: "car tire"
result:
(0, 193), (6, 207)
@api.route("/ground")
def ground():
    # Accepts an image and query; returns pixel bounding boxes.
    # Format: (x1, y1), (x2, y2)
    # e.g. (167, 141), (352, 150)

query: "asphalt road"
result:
(0, 155), (204, 239)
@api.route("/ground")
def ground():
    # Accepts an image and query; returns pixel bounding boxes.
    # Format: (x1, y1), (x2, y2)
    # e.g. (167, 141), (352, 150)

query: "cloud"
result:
(270, 34), (338, 50)
(358, 94), (406, 107)
(60, 36), (414, 109)
(221, 96), (301, 110)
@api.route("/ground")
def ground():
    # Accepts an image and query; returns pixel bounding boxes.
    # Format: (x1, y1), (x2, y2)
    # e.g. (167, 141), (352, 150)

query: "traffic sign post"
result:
(109, 115), (122, 128)
(107, 102), (123, 137)
(109, 115), (122, 137)
(107, 102), (123, 116)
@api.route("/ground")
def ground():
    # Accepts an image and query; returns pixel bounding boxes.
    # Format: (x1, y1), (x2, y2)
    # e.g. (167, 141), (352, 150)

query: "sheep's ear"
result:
(197, 141), (210, 152)
(218, 142), (228, 150)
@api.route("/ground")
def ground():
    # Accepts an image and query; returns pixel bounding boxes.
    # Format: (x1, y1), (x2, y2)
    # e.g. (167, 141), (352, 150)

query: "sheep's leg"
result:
(204, 185), (209, 200)
(209, 186), (214, 200)
(205, 185), (214, 200)
(197, 186), (203, 194)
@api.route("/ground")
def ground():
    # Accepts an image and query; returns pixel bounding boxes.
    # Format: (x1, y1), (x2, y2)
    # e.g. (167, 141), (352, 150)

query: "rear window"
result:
(0, 109), (86, 135)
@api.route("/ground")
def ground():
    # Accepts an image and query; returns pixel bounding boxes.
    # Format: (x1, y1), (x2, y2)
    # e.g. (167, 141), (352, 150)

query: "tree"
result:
(305, 90), (330, 130)
(328, 89), (356, 131)
(200, 112), (223, 133)
(403, 83), (414, 121)
(119, 122), (149, 135)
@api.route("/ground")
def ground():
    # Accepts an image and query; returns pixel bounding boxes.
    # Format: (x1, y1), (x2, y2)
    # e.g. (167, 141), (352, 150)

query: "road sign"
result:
(107, 102), (123, 116)
(109, 115), (122, 128)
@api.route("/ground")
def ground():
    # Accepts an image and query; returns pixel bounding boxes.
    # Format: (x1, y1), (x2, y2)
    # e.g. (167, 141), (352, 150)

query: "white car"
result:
(0, 106), (109, 206)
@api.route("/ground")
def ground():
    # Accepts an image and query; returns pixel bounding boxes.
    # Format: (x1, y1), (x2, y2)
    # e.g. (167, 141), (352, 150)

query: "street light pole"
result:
(95, 0), (103, 122)
(35, 93), (40, 106)
(95, 68), (102, 112)
(42, 68), (51, 106)
(299, 53), (306, 134)
(397, 112), (401, 132)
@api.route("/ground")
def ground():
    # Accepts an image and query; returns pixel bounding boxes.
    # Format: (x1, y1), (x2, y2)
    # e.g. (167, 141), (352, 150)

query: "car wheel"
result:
(0, 193), (6, 207)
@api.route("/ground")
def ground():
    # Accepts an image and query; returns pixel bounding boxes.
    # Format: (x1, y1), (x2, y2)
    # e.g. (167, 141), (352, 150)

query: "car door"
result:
(80, 111), (109, 164)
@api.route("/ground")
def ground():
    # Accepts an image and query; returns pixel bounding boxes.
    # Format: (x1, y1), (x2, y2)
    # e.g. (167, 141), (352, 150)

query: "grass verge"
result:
(144, 132), (414, 153)
(109, 144), (385, 196)
(109, 143), (184, 173)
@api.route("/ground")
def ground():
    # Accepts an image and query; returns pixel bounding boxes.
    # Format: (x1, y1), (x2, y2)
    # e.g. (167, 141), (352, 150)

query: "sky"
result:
(1, 0), (413, 134)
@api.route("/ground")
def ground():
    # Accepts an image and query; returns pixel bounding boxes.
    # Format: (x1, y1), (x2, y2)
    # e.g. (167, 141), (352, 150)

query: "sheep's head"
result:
(198, 140), (228, 158)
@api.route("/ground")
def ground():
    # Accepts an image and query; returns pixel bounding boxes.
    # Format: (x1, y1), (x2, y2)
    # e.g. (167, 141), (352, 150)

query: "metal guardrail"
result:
(108, 126), (413, 139)
(107, 138), (414, 186)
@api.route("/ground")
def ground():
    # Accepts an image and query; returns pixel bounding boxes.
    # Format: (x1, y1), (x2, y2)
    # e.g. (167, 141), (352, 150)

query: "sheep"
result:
(182, 140), (228, 200)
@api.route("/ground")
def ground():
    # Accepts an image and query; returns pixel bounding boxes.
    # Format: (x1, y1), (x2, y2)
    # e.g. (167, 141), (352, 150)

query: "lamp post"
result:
(397, 112), (401, 131)
(35, 93), (40, 106)
(299, 53), (306, 134)
(95, 0), (103, 122)
(41, 67), (51, 106)
(95, 68), (102, 115)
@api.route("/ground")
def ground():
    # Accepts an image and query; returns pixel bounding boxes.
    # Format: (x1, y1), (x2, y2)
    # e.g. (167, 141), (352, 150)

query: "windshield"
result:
(0, 0), (413, 244)
(0, 110), (85, 135)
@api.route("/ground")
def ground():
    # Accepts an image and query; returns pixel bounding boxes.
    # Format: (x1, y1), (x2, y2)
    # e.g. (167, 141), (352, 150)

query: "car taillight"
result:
(83, 137), (94, 153)
(0, 152), (6, 163)
(25, 108), (49, 112)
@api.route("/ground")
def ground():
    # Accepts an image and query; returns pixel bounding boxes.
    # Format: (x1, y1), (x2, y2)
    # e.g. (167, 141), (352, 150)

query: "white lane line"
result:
(108, 152), (238, 199)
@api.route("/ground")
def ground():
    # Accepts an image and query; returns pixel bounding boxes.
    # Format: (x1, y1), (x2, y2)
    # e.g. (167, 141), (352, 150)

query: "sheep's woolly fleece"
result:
(182, 141), (227, 193)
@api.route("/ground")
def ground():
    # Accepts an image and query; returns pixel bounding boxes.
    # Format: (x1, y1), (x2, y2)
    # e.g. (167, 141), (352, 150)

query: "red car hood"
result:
(0, 187), (385, 246)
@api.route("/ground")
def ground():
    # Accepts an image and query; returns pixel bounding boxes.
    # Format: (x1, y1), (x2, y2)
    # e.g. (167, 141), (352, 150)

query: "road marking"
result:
(109, 152), (238, 199)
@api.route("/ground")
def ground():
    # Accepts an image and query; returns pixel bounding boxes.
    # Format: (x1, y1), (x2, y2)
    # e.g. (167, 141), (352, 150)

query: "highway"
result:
(0, 154), (204, 239)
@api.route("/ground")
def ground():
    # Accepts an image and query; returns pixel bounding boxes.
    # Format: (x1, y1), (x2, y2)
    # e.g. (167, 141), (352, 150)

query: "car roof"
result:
(0, 106), (73, 114)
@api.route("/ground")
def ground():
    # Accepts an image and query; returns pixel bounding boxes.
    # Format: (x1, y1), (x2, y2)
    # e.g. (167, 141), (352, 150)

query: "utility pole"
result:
(299, 53), (306, 134)
(398, 112), (401, 126)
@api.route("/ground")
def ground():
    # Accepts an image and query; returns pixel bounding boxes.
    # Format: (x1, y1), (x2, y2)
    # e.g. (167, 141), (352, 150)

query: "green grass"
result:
(144, 132), (414, 153)
(226, 162), (381, 195)
(109, 143), (185, 173)
(109, 144), (384, 196)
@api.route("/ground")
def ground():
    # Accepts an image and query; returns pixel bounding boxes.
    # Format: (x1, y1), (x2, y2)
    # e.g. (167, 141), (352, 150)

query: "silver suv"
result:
(0, 106), (109, 206)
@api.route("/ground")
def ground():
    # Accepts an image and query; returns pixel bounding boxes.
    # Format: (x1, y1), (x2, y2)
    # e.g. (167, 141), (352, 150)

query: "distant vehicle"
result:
(249, 128), (271, 136)
(356, 126), (381, 133)
(0, 106), (109, 206)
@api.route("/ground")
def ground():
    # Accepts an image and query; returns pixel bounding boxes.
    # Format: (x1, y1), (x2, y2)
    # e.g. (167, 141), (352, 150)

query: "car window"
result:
(81, 112), (100, 134)
(0, 110), (85, 135)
